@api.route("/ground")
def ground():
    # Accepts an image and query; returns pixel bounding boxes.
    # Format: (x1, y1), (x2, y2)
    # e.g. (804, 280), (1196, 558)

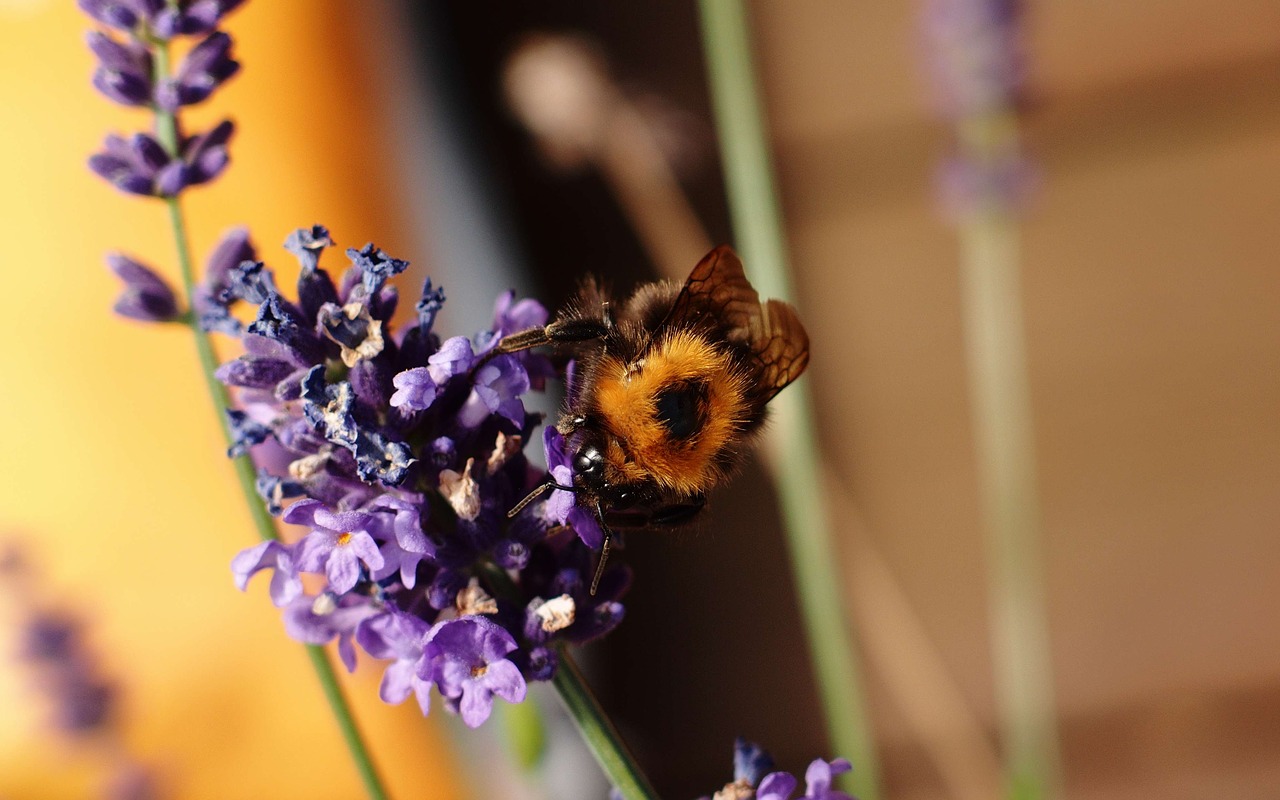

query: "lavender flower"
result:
(82, 0), (627, 739)
(89, 121), (234, 197)
(355, 610), (433, 714)
(87, 31), (152, 106)
(155, 31), (240, 110)
(919, 0), (1033, 216)
(423, 616), (527, 727)
(696, 740), (856, 800)
(2, 544), (159, 797)
(919, 0), (1024, 120)
(286, 501), (386, 595)
(225, 226), (629, 729)
(107, 252), (180, 322)
(79, 0), (244, 41)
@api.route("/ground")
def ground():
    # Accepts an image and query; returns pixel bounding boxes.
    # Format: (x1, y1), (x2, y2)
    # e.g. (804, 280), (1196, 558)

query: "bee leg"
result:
(490, 317), (610, 356)
(507, 475), (576, 518)
(589, 500), (613, 597)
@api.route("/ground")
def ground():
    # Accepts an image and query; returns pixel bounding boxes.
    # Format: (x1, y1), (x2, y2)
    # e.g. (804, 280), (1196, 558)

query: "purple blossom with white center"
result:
(422, 616), (527, 728)
(355, 611), (433, 714)
(106, 252), (180, 322)
(286, 500), (385, 594)
(230, 539), (301, 606)
(155, 31), (239, 110)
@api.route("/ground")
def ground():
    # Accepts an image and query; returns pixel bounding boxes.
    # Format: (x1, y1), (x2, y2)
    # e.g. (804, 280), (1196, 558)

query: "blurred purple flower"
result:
(920, 0), (1024, 119)
(87, 31), (152, 106)
(106, 252), (180, 322)
(89, 120), (234, 197)
(155, 31), (239, 110)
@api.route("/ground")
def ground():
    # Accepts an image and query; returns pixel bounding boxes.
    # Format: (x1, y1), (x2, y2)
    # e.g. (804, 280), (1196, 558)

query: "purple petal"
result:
(481, 659), (527, 704)
(346, 531), (385, 571)
(757, 772), (798, 800)
(566, 506), (604, 549)
(326, 547), (362, 594)
(390, 367), (437, 411)
(544, 466), (575, 524)
(379, 658), (417, 705)
(282, 498), (325, 528)
(426, 336), (474, 383)
(294, 529), (338, 574)
(458, 681), (495, 728)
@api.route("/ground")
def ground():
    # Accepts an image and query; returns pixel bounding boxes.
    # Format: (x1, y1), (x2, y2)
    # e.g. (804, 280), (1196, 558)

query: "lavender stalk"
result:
(84, 5), (390, 795)
(697, 2), (880, 797)
(921, 1), (1063, 796)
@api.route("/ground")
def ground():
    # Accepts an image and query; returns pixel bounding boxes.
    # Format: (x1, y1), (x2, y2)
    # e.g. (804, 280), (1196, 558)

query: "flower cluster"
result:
(221, 226), (627, 727)
(84, 0), (241, 197)
(690, 739), (855, 800)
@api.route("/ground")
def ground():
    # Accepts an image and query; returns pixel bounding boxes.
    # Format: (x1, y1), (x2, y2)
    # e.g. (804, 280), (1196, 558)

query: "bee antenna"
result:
(589, 501), (612, 596)
(507, 476), (576, 519)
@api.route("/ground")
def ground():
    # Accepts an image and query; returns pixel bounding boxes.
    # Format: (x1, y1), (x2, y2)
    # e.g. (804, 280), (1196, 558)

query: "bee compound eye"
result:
(573, 446), (605, 485)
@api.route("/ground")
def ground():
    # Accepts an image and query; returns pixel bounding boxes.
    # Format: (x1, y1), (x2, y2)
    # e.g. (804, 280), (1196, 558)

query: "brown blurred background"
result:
(3, 1), (1277, 798)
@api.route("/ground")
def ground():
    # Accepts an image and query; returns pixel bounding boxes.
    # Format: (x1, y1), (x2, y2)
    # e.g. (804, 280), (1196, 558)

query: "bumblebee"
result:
(497, 246), (809, 589)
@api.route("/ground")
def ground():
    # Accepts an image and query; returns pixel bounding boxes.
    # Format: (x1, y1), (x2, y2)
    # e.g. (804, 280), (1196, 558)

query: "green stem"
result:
(696, 2), (880, 797)
(954, 114), (1063, 800)
(151, 39), (391, 800)
(551, 647), (659, 800)
(306, 644), (391, 800)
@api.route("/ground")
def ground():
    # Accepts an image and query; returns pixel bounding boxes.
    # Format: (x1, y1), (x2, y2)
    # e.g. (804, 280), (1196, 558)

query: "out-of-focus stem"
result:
(152, 39), (391, 800)
(552, 647), (659, 800)
(954, 111), (1063, 800)
(697, 2), (880, 797)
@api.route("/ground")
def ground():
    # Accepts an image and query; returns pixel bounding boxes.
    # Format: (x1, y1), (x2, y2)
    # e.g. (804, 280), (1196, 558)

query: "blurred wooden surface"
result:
(749, 1), (1280, 796)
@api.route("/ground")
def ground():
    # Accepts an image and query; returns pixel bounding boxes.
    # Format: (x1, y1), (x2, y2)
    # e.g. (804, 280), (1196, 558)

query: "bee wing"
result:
(664, 246), (810, 403)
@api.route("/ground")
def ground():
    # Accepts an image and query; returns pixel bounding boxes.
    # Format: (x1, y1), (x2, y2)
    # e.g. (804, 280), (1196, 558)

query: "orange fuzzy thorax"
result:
(592, 329), (752, 496)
